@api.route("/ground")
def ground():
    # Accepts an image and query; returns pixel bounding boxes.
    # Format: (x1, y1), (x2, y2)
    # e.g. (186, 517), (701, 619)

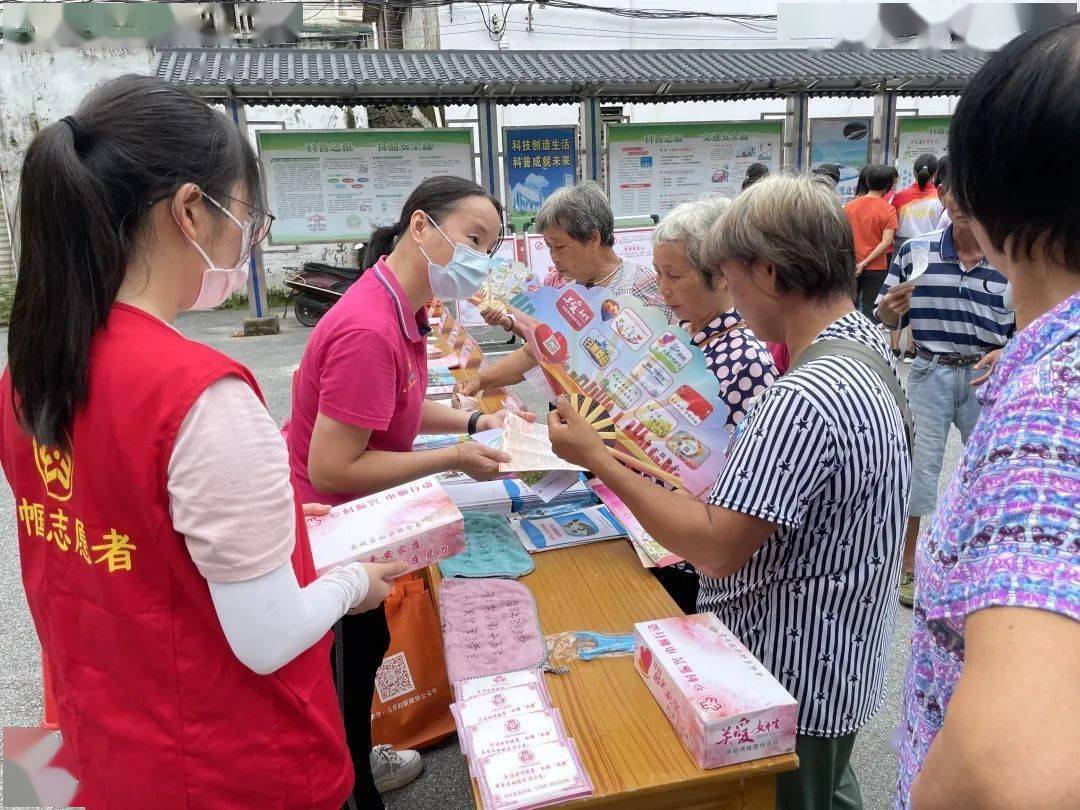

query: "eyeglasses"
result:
(146, 188), (275, 248)
(215, 191), (275, 248)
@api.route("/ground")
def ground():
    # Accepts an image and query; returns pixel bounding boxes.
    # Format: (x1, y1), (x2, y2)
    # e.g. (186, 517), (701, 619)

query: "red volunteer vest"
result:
(0, 304), (352, 809)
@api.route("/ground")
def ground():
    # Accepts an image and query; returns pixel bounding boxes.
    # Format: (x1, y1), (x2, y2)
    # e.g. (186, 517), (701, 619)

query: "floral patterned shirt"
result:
(896, 291), (1080, 807)
(683, 308), (777, 434)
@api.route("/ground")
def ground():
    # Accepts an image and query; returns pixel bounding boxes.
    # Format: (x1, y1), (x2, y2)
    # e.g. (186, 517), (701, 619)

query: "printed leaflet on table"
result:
(512, 503), (627, 553)
(449, 669), (593, 808)
(476, 738), (593, 810)
(634, 613), (797, 769)
(305, 476), (464, 576)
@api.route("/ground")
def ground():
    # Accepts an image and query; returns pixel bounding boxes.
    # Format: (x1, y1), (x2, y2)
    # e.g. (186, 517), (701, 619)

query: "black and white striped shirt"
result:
(701, 311), (910, 737)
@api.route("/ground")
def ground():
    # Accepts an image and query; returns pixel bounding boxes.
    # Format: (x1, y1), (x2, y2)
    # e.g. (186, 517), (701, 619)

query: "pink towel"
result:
(439, 578), (547, 683)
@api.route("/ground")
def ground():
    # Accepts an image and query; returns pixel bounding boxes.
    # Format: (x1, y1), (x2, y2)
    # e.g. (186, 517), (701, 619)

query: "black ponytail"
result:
(913, 153), (938, 191)
(9, 74), (262, 449)
(362, 175), (503, 272)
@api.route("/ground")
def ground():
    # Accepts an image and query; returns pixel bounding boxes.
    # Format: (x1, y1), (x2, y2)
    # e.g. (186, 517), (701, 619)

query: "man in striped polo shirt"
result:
(876, 181), (1014, 607)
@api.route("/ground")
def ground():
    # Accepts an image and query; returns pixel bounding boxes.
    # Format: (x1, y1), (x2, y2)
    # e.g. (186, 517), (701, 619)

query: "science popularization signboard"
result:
(809, 117), (872, 203)
(504, 126), (578, 230)
(895, 116), (950, 189)
(257, 128), (474, 244)
(605, 121), (783, 218)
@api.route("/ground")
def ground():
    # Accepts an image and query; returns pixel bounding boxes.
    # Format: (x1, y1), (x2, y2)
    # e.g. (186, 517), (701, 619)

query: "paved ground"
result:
(0, 307), (961, 810)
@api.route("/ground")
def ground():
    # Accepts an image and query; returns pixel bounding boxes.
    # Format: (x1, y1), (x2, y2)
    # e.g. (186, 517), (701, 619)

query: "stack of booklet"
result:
(435, 473), (598, 519)
(435, 471), (514, 517)
(451, 670), (593, 809)
(504, 478), (596, 515)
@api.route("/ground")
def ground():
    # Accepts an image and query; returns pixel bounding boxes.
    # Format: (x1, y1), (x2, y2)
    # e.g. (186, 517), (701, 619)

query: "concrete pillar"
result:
(871, 91), (898, 165)
(579, 97), (603, 185)
(784, 93), (809, 172)
(229, 98), (278, 335)
(476, 99), (499, 197)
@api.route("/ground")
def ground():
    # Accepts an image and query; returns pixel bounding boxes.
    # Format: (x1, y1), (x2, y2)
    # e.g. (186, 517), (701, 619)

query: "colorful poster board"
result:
(504, 126), (578, 230)
(257, 128), (474, 244)
(809, 117), (871, 203)
(511, 285), (731, 497)
(606, 121), (783, 218)
(895, 117), (950, 189)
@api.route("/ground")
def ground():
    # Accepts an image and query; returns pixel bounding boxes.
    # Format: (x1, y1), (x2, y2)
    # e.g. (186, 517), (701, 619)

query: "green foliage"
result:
(217, 287), (293, 311)
(0, 279), (14, 326)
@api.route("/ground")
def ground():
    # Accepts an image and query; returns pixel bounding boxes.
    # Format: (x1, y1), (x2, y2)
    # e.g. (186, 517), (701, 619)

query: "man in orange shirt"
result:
(845, 165), (898, 321)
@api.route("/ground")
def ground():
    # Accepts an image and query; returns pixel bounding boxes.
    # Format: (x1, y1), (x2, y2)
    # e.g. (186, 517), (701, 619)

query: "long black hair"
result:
(362, 176), (503, 271)
(854, 165), (871, 197)
(913, 153), (938, 191)
(9, 74), (262, 449)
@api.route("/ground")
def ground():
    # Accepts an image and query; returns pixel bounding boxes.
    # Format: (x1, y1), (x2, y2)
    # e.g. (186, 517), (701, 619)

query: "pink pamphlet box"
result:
(633, 613), (798, 770)
(306, 476), (465, 576)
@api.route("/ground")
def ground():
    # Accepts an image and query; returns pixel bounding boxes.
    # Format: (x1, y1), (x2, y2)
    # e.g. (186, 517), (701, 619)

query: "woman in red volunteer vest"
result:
(0, 75), (404, 809)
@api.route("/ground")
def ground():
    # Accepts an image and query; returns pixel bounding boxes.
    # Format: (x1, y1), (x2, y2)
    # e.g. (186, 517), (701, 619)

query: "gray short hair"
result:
(653, 196), (732, 283)
(534, 181), (615, 247)
(701, 174), (857, 301)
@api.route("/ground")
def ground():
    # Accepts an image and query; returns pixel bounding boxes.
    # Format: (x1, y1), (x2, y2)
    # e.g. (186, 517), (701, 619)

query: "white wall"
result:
(438, 0), (959, 130)
(0, 49), (374, 288)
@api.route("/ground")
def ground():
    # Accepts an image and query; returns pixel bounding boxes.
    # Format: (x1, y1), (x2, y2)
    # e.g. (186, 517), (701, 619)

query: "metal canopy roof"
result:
(155, 47), (986, 106)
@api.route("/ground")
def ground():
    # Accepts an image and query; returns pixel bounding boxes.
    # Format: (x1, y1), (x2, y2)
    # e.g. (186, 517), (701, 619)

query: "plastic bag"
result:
(544, 630), (636, 670)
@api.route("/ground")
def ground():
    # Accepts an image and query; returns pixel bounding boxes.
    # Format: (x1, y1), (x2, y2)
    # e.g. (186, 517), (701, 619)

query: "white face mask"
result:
(182, 192), (253, 311)
(416, 213), (494, 300)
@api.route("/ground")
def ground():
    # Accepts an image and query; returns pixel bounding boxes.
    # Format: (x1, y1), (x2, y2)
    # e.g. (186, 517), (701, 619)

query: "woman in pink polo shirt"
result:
(287, 176), (527, 806)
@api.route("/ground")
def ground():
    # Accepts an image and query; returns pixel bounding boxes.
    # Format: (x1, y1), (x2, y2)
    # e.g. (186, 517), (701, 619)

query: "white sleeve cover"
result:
(207, 560), (370, 675)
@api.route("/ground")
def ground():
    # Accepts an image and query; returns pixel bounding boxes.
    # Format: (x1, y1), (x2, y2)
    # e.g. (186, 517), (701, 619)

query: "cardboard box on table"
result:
(306, 476), (464, 576)
(634, 613), (798, 770)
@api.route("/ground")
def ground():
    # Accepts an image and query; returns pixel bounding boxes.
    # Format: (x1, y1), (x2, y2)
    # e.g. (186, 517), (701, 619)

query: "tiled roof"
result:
(156, 47), (987, 104)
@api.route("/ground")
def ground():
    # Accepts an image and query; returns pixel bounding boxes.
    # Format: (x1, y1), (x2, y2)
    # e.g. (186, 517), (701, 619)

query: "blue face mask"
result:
(418, 213), (494, 300)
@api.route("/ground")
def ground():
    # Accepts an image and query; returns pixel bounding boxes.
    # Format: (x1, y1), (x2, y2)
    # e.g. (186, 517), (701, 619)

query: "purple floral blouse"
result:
(896, 291), (1080, 807)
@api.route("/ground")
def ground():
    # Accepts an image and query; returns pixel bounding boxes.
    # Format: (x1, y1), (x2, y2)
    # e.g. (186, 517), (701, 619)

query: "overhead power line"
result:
(355, 0), (776, 26)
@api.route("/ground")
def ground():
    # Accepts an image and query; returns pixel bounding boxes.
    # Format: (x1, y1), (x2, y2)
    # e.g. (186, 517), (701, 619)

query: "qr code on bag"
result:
(375, 651), (416, 703)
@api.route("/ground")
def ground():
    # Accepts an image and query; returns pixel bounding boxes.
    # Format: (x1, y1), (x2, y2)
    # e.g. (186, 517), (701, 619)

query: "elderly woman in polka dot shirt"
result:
(653, 197), (779, 433)
(617, 197), (779, 613)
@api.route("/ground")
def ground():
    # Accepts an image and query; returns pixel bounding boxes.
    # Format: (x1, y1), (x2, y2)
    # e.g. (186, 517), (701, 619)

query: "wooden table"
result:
(430, 541), (797, 808)
(430, 329), (798, 808)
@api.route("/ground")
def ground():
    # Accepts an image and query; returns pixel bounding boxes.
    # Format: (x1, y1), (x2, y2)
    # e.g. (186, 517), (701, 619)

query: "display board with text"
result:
(606, 121), (783, 218)
(809, 117), (871, 204)
(258, 128), (474, 244)
(504, 126), (578, 230)
(895, 117), (950, 189)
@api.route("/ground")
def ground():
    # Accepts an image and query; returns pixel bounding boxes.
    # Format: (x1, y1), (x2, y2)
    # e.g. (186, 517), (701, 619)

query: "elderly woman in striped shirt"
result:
(550, 175), (911, 810)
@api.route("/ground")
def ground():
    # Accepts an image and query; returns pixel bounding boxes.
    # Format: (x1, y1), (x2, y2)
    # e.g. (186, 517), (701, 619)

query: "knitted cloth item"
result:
(439, 578), (547, 683)
(439, 512), (535, 580)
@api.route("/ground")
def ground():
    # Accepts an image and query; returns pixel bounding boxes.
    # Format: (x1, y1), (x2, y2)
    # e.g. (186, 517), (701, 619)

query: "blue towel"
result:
(439, 512), (535, 579)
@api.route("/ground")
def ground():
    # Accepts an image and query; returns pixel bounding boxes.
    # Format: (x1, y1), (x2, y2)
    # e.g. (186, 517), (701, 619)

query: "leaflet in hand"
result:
(512, 503), (627, 553)
(498, 412), (585, 475)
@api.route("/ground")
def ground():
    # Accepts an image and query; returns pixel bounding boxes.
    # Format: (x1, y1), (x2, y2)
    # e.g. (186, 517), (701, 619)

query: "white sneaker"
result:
(370, 744), (424, 793)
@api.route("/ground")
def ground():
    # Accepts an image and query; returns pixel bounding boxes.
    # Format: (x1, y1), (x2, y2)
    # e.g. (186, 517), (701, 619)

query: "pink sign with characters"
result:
(634, 613), (798, 769)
